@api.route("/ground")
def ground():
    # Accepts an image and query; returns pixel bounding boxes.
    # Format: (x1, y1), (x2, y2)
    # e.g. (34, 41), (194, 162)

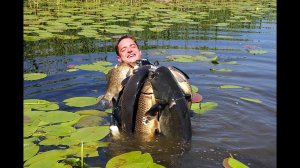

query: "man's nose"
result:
(127, 47), (132, 52)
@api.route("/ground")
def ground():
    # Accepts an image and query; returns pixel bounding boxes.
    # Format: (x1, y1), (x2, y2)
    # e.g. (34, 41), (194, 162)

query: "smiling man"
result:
(115, 35), (142, 66)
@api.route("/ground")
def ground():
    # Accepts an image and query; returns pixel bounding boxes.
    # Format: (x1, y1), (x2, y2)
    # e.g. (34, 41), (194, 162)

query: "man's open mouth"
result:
(127, 53), (135, 58)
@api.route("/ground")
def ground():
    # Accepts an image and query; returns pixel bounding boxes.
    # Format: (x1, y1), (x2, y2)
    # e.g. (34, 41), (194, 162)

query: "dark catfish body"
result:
(120, 65), (150, 134)
(149, 66), (192, 142)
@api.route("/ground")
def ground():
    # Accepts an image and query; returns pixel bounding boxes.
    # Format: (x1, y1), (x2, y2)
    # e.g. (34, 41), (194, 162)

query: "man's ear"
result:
(117, 56), (122, 63)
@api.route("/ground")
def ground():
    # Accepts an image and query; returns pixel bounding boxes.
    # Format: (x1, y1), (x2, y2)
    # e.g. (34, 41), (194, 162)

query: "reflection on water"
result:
(24, 0), (276, 167)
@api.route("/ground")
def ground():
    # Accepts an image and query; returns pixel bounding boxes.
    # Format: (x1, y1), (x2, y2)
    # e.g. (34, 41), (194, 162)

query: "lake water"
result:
(24, 1), (276, 167)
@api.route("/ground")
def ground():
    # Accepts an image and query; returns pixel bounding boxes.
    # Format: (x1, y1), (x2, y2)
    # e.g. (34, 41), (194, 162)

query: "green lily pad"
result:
(223, 156), (249, 168)
(24, 99), (59, 111)
(39, 136), (81, 146)
(105, 108), (112, 113)
(24, 149), (76, 167)
(210, 68), (232, 72)
(223, 61), (237, 65)
(24, 142), (39, 161)
(248, 49), (268, 55)
(191, 102), (218, 114)
(26, 157), (71, 168)
(70, 126), (110, 142)
(240, 97), (262, 103)
(191, 85), (199, 93)
(74, 115), (103, 128)
(213, 23), (230, 27)
(63, 97), (98, 107)
(75, 61), (113, 74)
(43, 125), (77, 136)
(211, 56), (219, 64)
(220, 85), (242, 89)
(200, 51), (216, 55)
(106, 151), (165, 168)
(24, 120), (40, 138)
(75, 109), (108, 117)
(39, 111), (81, 124)
(24, 73), (47, 81)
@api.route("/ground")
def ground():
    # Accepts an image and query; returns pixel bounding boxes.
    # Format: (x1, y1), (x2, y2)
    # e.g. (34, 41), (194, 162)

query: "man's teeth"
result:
(128, 54), (134, 58)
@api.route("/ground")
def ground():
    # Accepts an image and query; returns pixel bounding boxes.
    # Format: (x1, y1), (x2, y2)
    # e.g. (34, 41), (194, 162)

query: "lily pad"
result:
(39, 111), (81, 124)
(74, 115), (103, 128)
(39, 136), (81, 146)
(247, 49), (268, 55)
(63, 97), (98, 107)
(210, 68), (232, 72)
(191, 85), (199, 93)
(24, 99), (59, 111)
(191, 102), (218, 114)
(220, 85), (242, 89)
(24, 142), (39, 161)
(223, 156), (249, 168)
(24, 149), (76, 167)
(70, 126), (110, 142)
(75, 109), (108, 117)
(24, 73), (47, 81)
(240, 97), (262, 103)
(42, 125), (77, 136)
(106, 151), (165, 168)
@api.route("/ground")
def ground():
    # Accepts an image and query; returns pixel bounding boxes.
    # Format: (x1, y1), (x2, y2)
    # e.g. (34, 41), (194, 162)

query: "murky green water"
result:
(24, 0), (276, 167)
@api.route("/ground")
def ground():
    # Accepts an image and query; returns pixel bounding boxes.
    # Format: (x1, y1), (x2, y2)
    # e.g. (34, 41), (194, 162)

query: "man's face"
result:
(117, 38), (142, 63)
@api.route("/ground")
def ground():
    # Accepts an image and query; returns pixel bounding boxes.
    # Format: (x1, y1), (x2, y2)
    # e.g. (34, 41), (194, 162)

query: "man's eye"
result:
(130, 44), (136, 48)
(121, 48), (126, 52)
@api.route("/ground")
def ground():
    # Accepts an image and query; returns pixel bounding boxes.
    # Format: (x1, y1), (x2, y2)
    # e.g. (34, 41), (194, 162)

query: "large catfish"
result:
(98, 63), (136, 110)
(134, 80), (159, 142)
(147, 66), (192, 142)
(168, 66), (193, 110)
(119, 65), (151, 134)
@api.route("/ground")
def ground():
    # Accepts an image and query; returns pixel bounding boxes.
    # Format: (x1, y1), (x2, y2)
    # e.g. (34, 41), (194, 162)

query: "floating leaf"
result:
(26, 157), (72, 168)
(24, 73), (47, 81)
(211, 56), (219, 64)
(200, 51), (215, 55)
(63, 97), (98, 107)
(191, 102), (218, 114)
(105, 108), (112, 113)
(220, 85), (242, 89)
(223, 155), (249, 168)
(75, 109), (108, 117)
(240, 97), (262, 103)
(24, 120), (40, 138)
(191, 85), (199, 93)
(74, 115), (103, 128)
(39, 111), (81, 124)
(43, 125), (77, 136)
(75, 61), (113, 74)
(70, 126), (110, 142)
(213, 23), (229, 27)
(210, 68), (232, 72)
(24, 99), (59, 111)
(247, 49), (267, 55)
(24, 142), (39, 161)
(24, 149), (76, 167)
(223, 61), (237, 65)
(39, 136), (80, 146)
(106, 151), (165, 168)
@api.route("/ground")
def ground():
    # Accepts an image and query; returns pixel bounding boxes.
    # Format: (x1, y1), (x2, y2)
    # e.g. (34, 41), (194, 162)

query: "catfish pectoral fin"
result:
(145, 103), (166, 116)
(98, 98), (111, 111)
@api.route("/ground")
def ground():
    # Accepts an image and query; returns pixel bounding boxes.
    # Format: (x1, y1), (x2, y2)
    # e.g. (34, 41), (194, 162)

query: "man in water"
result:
(115, 35), (142, 66)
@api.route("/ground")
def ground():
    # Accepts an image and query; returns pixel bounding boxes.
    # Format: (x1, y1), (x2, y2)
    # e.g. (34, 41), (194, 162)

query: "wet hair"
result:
(115, 35), (140, 56)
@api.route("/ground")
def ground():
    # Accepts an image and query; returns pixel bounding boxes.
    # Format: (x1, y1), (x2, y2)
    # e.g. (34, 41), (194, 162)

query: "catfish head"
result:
(148, 66), (192, 142)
